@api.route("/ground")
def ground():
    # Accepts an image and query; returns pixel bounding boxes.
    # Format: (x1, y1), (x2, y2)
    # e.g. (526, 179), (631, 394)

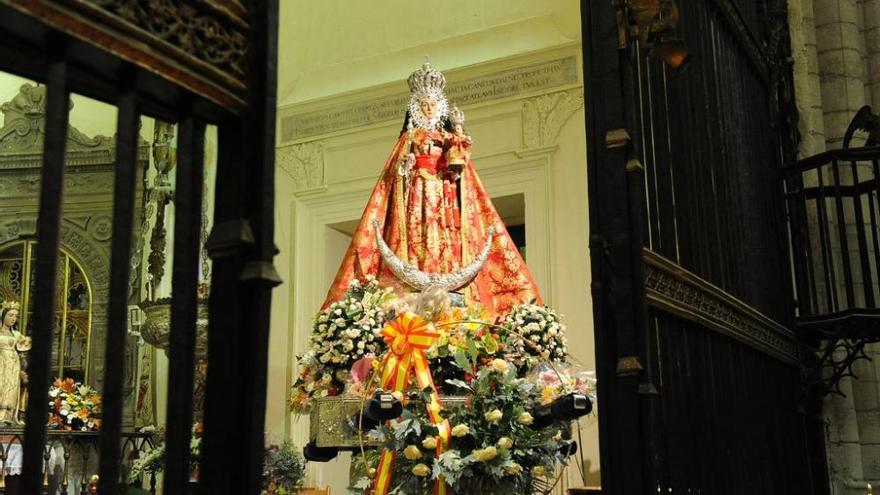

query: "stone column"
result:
(814, 0), (868, 147)
(790, 0), (828, 157)
(863, 0), (880, 106)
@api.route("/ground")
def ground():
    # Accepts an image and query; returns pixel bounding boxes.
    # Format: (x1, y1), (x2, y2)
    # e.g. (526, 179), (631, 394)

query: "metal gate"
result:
(0, 1), (280, 493)
(582, 0), (823, 493)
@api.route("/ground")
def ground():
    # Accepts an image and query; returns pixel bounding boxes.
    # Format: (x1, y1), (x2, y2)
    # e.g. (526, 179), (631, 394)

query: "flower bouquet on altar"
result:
(48, 377), (102, 431)
(127, 422), (203, 485)
(289, 277), (397, 413)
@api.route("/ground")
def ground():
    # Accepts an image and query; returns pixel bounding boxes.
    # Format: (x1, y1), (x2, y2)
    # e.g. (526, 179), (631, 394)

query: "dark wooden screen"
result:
(0, 1), (280, 494)
(582, 0), (823, 493)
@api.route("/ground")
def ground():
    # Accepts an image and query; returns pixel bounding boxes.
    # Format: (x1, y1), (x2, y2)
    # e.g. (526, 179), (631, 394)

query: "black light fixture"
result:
(351, 410), (380, 431)
(364, 390), (403, 422)
(530, 405), (556, 429)
(303, 440), (339, 462)
(559, 439), (578, 457)
(550, 392), (593, 421)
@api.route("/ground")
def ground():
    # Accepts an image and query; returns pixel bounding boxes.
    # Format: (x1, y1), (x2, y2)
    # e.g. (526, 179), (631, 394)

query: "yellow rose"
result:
(475, 446), (498, 462)
(553, 430), (563, 441)
(451, 424), (470, 437)
(422, 436), (438, 450)
(503, 462), (522, 475)
(496, 437), (513, 449)
(531, 466), (546, 477)
(368, 468), (377, 478)
(516, 411), (534, 425)
(411, 463), (431, 477)
(490, 358), (509, 374)
(484, 409), (503, 423)
(403, 444), (422, 461)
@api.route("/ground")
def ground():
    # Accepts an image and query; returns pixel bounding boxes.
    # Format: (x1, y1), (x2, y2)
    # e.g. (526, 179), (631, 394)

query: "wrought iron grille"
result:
(0, 1), (280, 494)
(785, 146), (880, 335)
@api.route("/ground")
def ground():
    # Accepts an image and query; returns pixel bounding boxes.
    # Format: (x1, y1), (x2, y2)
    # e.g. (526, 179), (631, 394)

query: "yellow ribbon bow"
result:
(374, 312), (451, 495)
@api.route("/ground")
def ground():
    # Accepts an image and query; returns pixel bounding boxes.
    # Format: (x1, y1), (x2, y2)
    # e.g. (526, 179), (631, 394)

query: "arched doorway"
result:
(0, 240), (93, 383)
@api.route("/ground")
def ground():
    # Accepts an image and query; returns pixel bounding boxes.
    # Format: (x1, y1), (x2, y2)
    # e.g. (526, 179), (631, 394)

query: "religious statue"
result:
(323, 61), (541, 315)
(0, 301), (30, 424)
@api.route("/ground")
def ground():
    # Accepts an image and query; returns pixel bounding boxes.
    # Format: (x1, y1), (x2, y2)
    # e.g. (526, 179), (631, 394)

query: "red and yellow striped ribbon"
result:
(373, 312), (450, 495)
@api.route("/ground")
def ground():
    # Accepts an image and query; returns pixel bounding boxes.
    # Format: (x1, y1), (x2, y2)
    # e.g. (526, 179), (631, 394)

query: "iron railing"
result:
(785, 146), (880, 336)
(0, 430), (154, 495)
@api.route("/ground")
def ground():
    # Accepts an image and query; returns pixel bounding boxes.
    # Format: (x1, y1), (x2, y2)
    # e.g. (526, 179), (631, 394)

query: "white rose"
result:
(503, 462), (522, 475)
(403, 445), (422, 461)
(484, 409), (503, 423)
(473, 446), (497, 462)
(422, 437), (438, 450)
(451, 424), (470, 437)
(517, 412), (534, 425)
(490, 359), (509, 374)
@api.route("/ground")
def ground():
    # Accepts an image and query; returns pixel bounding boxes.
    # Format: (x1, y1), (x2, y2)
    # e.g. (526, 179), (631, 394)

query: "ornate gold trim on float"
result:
(0, 0), (249, 111)
(643, 249), (799, 365)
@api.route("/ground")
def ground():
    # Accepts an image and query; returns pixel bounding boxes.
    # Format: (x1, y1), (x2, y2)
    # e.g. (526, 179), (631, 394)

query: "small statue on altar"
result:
(0, 301), (30, 424)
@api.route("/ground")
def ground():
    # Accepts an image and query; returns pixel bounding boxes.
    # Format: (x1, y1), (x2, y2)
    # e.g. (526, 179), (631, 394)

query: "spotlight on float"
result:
(351, 410), (380, 431)
(648, 38), (690, 70)
(303, 440), (339, 462)
(364, 390), (403, 422)
(550, 392), (593, 421)
(530, 405), (555, 430)
(559, 439), (578, 457)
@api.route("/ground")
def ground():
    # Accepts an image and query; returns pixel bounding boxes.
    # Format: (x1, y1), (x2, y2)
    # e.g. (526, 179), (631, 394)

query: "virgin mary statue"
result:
(323, 62), (541, 316)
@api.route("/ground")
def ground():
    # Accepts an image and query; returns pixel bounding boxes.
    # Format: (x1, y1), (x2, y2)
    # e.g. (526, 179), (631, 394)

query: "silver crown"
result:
(407, 62), (446, 97)
(449, 106), (465, 126)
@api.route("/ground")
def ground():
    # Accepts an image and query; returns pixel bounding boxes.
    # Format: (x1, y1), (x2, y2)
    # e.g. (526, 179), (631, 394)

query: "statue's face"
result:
(418, 98), (438, 121)
(3, 310), (18, 328)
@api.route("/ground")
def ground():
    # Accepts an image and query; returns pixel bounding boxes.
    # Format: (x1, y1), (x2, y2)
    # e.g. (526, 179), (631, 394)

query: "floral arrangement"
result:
(499, 303), (568, 369)
(350, 358), (572, 495)
(48, 378), (102, 431)
(290, 277), (396, 412)
(528, 362), (597, 407)
(261, 440), (307, 495)
(127, 423), (202, 484)
(426, 305), (500, 386)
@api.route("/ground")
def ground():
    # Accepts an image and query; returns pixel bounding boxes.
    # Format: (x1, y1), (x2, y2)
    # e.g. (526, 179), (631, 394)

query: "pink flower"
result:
(350, 355), (376, 384)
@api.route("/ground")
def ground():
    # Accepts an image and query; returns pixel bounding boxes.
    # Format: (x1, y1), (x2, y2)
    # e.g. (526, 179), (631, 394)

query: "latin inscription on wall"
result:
(280, 56), (579, 143)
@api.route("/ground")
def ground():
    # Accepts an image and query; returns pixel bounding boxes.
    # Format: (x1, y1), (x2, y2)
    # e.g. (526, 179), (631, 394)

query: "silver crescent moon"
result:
(372, 219), (496, 293)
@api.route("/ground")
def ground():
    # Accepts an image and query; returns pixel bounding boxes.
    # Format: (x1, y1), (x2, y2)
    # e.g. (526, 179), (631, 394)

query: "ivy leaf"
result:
(445, 379), (473, 392)
(453, 351), (471, 371)
(466, 338), (479, 361)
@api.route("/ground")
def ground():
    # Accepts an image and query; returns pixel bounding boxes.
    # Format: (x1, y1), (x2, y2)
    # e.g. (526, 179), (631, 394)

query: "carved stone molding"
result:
(279, 56), (580, 143)
(521, 88), (585, 150)
(277, 142), (325, 192)
(643, 249), (799, 365)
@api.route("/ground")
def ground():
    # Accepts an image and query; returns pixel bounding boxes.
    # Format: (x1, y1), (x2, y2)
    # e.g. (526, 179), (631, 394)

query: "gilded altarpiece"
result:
(0, 84), (150, 427)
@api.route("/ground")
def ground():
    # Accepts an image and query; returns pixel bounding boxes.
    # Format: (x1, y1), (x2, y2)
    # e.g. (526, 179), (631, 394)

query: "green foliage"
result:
(262, 440), (307, 494)
(351, 360), (569, 495)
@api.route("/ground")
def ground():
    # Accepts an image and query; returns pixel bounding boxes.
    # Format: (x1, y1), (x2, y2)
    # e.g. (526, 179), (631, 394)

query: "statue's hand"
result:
(19, 371), (27, 384)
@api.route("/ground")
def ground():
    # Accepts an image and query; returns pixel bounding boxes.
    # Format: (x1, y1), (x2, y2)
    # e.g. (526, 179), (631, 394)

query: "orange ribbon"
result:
(374, 312), (450, 495)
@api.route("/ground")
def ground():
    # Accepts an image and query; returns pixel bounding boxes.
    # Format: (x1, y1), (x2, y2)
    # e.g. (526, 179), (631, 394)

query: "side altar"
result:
(292, 62), (596, 495)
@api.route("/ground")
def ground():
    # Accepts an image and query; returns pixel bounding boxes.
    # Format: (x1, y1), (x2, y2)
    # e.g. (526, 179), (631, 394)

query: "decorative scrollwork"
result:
(85, 0), (248, 81)
(643, 249), (800, 364)
(804, 337), (879, 398)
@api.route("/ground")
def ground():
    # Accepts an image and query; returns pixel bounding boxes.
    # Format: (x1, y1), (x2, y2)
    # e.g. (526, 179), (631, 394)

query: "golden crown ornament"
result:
(407, 60), (448, 130)
(1, 301), (20, 311)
